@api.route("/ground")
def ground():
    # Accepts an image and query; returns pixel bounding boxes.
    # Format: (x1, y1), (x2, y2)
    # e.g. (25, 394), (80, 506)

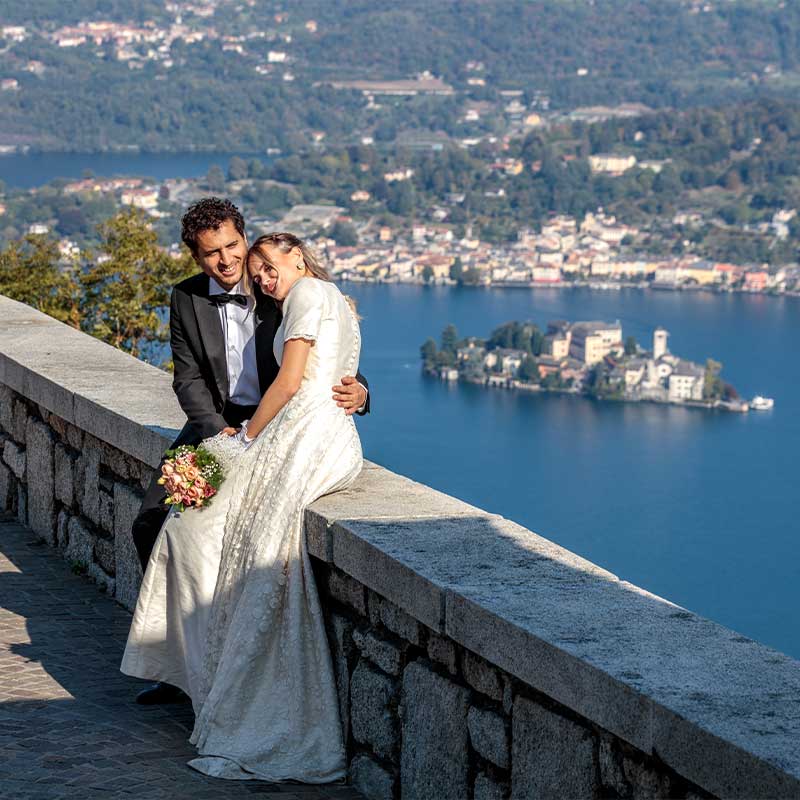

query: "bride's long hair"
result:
(248, 232), (359, 317)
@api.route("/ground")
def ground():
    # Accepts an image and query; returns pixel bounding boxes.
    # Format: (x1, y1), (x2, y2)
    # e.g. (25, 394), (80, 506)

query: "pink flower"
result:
(204, 484), (216, 498)
(161, 463), (175, 476)
(185, 466), (200, 482)
(171, 491), (183, 503)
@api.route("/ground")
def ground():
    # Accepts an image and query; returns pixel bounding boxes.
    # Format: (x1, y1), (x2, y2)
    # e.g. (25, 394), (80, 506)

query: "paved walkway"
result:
(0, 515), (363, 800)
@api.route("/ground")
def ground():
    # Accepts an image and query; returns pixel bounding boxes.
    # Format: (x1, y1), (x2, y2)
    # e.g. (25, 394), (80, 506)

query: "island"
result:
(421, 320), (752, 412)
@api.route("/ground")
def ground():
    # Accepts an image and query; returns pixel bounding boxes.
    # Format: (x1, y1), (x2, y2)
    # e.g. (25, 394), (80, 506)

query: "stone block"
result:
(327, 611), (356, 744)
(0, 462), (12, 511)
(599, 737), (629, 797)
(350, 659), (399, 760)
(48, 414), (67, 438)
(621, 755), (673, 799)
(94, 536), (116, 576)
(11, 399), (27, 442)
(511, 696), (597, 800)
(349, 754), (394, 800)
(66, 517), (96, 568)
(56, 510), (69, 549)
(3, 440), (25, 479)
(332, 518), (446, 632)
(468, 707), (509, 769)
(25, 418), (55, 544)
(427, 632), (458, 675)
(87, 563), (116, 596)
(73, 391), (179, 469)
(113, 482), (144, 611)
(100, 443), (131, 480)
(462, 650), (503, 702)
(0, 385), (13, 432)
(474, 772), (509, 800)
(400, 661), (470, 800)
(353, 628), (403, 676)
(327, 568), (367, 616)
(305, 507), (332, 562)
(139, 467), (154, 492)
(79, 444), (101, 525)
(16, 485), (26, 525)
(649, 700), (800, 800)
(99, 490), (114, 533)
(313, 465), (485, 523)
(54, 443), (75, 507)
(65, 423), (83, 451)
(374, 594), (421, 645)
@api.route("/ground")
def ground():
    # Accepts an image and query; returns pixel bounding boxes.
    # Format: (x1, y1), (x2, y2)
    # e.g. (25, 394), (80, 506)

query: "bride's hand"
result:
(221, 427), (239, 437)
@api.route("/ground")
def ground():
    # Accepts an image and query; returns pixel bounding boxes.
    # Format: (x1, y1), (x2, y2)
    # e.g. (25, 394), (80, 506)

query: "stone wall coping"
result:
(0, 296), (185, 466)
(2, 295), (799, 798)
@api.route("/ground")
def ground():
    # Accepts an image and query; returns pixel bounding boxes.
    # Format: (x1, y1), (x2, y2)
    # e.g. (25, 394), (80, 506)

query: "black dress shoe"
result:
(135, 682), (188, 705)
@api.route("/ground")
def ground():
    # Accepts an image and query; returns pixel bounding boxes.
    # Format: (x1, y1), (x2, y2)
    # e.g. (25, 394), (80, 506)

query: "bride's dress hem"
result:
(186, 753), (346, 784)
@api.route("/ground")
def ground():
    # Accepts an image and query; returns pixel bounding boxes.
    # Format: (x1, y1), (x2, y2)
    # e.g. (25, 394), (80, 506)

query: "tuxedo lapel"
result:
(254, 291), (282, 395)
(191, 289), (229, 402)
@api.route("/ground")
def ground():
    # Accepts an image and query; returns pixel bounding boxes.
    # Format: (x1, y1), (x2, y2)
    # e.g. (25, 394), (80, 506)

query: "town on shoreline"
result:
(328, 210), (800, 296)
(421, 319), (759, 413)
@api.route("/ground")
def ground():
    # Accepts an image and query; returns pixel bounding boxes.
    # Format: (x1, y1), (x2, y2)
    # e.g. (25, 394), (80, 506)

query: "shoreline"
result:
(425, 369), (751, 413)
(341, 276), (800, 299)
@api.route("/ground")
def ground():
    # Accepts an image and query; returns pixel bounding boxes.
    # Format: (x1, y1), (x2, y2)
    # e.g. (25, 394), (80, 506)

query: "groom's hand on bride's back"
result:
(332, 375), (368, 416)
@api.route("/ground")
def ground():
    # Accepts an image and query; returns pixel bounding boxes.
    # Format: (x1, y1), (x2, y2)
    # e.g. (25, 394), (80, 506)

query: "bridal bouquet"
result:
(158, 445), (225, 511)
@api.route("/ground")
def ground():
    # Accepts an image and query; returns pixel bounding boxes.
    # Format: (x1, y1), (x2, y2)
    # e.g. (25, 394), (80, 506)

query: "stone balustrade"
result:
(1, 294), (799, 800)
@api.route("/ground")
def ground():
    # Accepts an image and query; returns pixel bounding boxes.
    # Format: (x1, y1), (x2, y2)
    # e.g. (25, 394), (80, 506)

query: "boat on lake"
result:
(750, 395), (774, 410)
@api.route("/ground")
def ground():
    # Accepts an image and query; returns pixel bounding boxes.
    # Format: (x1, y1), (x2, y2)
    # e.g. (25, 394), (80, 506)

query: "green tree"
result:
(330, 220), (359, 247)
(80, 210), (194, 359)
(624, 335), (638, 356)
(420, 337), (438, 369)
(450, 256), (464, 283)
(441, 323), (459, 355)
(703, 358), (724, 400)
(421, 265), (435, 283)
(228, 156), (249, 181)
(0, 234), (81, 327)
(206, 164), (226, 192)
(518, 356), (540, 383)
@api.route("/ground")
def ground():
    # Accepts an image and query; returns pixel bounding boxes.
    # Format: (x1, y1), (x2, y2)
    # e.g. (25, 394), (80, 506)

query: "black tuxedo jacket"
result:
(170, 272), (370, 439)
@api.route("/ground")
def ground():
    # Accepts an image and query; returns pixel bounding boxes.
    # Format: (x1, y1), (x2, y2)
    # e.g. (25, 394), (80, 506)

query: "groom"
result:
(131, 198), (369, 702)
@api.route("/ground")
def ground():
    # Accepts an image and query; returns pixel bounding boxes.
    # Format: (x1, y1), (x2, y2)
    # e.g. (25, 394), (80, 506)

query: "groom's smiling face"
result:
(193, 219), (248, 291)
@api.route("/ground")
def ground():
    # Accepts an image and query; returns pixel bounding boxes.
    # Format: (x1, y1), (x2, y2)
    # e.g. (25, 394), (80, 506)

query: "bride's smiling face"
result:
(248, 244), (307, 301)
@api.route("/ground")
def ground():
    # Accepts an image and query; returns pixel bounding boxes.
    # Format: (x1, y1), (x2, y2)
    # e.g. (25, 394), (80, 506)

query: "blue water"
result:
(345, 283), (800, 659)
(0, 152), (266, 189)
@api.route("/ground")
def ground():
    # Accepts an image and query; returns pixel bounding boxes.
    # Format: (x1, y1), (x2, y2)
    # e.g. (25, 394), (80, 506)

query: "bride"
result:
(121, 232), (363, 783)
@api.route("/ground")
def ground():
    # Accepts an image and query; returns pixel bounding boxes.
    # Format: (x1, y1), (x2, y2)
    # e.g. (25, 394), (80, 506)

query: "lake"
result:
(344, 283), (800, 659)
(0, 151), (265, 189)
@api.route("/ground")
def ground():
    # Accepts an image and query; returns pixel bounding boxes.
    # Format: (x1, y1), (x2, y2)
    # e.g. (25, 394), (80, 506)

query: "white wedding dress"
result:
(121, 277), (363, 783)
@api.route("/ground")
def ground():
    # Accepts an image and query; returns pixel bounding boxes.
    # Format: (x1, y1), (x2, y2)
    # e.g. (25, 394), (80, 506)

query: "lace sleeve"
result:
(281, 278), (326, 343)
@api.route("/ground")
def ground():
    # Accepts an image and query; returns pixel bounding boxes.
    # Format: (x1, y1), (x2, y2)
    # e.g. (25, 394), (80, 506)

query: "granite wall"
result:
(2, 294), (799, 800)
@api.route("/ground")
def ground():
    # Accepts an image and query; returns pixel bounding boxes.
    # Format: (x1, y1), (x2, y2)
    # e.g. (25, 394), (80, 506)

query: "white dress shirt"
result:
(209, 277), (262, 407)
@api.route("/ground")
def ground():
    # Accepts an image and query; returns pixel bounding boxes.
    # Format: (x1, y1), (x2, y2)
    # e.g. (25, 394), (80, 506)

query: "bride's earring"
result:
(296, 260), (304, 271)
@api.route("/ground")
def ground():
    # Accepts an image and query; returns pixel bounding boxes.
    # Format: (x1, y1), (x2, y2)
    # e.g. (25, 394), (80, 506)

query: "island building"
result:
(668, 361), (706, 402)
(567, 320), (623, 365)
(653, 326), (669, 360)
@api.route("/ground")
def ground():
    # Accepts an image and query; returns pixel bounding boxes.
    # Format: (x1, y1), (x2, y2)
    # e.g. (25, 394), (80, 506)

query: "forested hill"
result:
(2, 0), (800, 151)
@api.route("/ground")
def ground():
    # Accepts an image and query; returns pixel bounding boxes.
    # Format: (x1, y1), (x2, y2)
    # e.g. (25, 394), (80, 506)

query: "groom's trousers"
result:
(131, 401), (258, 571)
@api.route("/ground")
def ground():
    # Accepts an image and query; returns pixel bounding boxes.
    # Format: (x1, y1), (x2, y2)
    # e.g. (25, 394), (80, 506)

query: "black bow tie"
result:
(211, 293), (248, 307)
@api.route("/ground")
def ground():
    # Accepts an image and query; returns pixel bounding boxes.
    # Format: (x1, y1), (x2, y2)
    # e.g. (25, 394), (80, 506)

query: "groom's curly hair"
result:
(181, 197), (245, 255)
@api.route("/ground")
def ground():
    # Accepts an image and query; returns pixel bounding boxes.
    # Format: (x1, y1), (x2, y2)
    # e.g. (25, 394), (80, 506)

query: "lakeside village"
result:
(421, 319), (773, 413)
(325, 209), (800, 295)
(24, 188), (798, 297)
